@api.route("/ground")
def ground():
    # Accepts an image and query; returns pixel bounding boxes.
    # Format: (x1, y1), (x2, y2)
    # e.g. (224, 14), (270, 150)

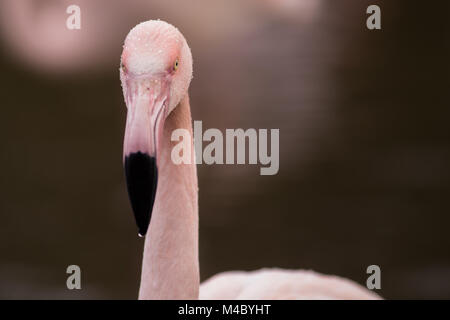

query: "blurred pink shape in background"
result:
(0, 0), (322, 74)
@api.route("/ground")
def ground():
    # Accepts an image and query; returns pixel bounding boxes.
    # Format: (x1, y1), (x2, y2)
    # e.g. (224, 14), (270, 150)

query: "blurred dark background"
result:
(0, 0), (449, 299)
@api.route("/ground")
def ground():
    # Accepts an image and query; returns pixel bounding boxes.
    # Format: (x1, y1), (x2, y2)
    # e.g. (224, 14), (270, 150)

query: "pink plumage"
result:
(120, 20), (380, 300)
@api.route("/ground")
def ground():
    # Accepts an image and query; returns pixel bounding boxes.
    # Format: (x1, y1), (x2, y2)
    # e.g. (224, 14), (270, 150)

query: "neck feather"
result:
(138, 95), (199, 299)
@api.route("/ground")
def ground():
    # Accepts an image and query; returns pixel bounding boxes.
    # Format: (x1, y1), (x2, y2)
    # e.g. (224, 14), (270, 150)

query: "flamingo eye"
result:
(120, 61), (127, 73)
(173, 59), (179, 71)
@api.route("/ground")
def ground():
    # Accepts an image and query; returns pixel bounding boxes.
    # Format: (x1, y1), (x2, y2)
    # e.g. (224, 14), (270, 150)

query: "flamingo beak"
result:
(123, 76), (169, 237)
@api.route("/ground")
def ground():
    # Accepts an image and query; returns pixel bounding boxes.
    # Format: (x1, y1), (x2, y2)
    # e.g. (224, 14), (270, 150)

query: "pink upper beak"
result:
(122, 74), (170, 236)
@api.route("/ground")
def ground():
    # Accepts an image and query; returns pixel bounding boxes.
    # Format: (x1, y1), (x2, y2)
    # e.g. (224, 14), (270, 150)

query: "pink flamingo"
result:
(120, 20), (380, 300)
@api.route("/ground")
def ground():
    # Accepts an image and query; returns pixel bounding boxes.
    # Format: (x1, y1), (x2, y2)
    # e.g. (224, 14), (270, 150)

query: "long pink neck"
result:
(138, 95), (199, 299)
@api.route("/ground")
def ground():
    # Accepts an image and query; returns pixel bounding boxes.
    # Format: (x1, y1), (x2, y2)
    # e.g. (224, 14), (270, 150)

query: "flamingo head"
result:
(120, 20), (193, 236)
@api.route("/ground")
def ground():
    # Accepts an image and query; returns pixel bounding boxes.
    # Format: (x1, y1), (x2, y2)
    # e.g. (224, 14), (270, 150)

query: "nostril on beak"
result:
(124, 152), (158, 237)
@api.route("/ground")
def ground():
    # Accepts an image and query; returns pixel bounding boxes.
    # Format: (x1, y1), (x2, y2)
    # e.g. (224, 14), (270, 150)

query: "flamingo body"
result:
(200, 268), (380, 299)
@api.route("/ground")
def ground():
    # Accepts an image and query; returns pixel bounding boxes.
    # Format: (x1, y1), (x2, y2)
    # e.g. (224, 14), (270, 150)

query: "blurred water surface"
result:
(0, 0), (449, 299)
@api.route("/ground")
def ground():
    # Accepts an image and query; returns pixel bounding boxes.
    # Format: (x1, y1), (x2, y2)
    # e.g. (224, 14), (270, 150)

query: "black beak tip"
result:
(124, 152), (158, 237)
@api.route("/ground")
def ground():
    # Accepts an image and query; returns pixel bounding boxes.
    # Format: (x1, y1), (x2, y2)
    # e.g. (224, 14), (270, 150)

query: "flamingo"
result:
(120, 20), (380, 300)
